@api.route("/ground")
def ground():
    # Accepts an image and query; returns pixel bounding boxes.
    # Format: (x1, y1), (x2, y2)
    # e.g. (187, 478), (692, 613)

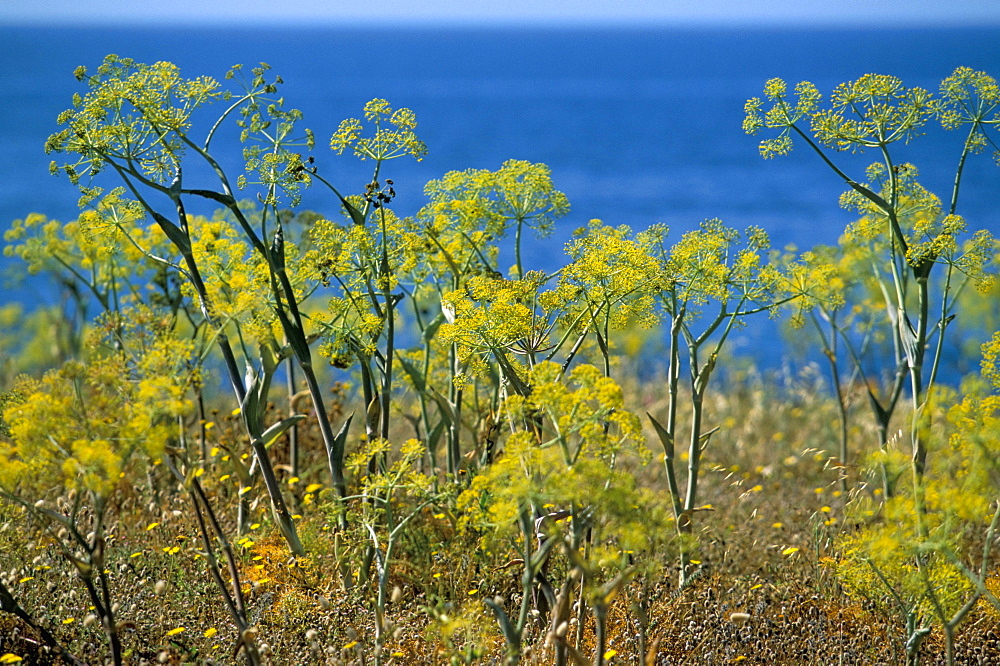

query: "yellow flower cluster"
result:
(48, 55), (223, 184)
(329, 98), (426, 162)
(554, 221), (661, 332)
(1, 350), (191, 498)
(743, 79), (821, 158)
(418, 160), (570, 279)
(440, 274), (547, 368)
(457, 362), (663, 561)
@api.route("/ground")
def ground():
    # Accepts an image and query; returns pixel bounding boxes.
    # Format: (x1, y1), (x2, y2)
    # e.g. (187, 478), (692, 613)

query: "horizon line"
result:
(2, 16), (999, 29)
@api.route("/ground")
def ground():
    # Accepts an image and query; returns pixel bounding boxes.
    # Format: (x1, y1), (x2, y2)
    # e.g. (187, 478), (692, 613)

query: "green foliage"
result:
(1, 353), (190, 497)
(836, 373), (999, 661)
(748, 67), (1000, 665)
(458, 362), (650, 535)
(1, 54), (999, 664)
(456, 362), (669, 665)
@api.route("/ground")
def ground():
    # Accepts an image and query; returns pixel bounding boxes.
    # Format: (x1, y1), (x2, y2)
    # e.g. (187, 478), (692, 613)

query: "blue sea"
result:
(2, 26), (999, 370)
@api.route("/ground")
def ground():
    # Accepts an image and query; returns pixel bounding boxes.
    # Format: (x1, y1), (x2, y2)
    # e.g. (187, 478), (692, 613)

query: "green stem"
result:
(515, 216), (525, 280)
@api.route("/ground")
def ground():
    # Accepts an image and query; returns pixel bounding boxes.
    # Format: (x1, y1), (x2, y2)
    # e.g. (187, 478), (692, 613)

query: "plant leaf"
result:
(259, 414), (306, 449)
(647, 413), (674, 459)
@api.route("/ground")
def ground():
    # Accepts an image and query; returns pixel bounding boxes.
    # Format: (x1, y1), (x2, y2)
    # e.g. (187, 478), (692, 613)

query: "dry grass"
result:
(1, 365), (998, 665)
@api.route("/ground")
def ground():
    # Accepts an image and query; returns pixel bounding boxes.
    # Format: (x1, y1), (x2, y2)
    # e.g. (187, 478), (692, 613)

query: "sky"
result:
(1, 0), (999, 27)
